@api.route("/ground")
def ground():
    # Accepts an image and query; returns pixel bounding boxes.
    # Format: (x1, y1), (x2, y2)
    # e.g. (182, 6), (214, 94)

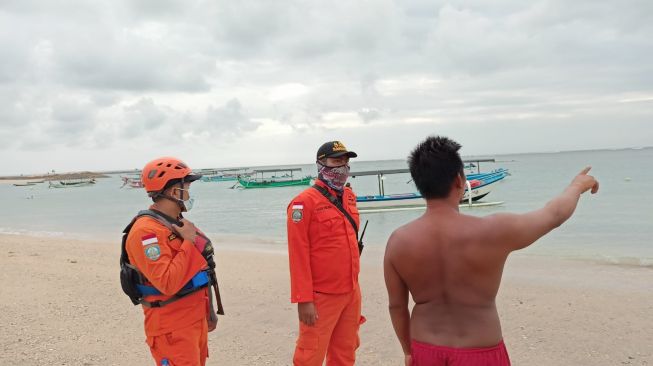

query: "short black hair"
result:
(408, 136), (464, 199)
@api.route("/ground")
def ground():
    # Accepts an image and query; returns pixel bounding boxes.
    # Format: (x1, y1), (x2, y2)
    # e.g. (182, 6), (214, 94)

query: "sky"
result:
(1, 0), (652, 175)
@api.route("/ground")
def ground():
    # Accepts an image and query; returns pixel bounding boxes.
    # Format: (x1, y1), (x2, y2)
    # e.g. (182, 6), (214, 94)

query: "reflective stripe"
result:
(136, 270), (209, 297)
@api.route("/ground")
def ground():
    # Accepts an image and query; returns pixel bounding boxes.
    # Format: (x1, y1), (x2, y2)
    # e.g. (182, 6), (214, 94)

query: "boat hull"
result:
(357, 170), (506, 210)
(201, 176), (239, 182)
(238, 176), (312, 189)
(49, 181), (95, 188)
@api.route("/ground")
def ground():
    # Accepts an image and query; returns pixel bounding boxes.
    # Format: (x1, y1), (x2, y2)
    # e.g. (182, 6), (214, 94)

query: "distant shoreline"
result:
(2, 146), (651, 178)
(0, 171), (109, 182)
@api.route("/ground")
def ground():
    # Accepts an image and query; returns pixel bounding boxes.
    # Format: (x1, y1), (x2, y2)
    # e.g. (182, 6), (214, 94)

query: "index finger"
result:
(579, 166), (592, 175)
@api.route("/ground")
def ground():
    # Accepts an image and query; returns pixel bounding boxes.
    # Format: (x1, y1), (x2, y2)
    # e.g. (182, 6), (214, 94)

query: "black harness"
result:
(119, 210), (224, 316)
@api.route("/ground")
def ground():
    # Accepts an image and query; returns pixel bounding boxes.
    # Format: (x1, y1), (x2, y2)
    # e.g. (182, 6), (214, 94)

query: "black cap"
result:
(316, 141), (358, 160)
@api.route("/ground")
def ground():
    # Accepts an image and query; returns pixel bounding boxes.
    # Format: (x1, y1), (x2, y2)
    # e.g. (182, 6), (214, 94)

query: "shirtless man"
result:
(384, 136), (599, 366)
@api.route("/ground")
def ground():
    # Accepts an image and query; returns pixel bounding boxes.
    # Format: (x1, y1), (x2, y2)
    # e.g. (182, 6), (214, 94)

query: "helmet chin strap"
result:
(155, 179), (188, 213)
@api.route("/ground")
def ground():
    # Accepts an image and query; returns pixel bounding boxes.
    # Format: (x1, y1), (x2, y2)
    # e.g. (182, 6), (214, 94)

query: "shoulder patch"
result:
(144, 244), (161, 261)
(141, 233), (158, 246)
(292, 208), (303, 223)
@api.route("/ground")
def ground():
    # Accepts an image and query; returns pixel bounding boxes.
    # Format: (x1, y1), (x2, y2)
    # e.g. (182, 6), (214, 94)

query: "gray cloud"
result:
(122, 98), (169, 134)
(0, 0), (651, 174)
(201, 99), (260, 137)
(358, 108), (382, 123)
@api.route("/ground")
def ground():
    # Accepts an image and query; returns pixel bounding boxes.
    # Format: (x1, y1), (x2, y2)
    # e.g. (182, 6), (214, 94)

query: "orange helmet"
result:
(141, 157), (201, 193)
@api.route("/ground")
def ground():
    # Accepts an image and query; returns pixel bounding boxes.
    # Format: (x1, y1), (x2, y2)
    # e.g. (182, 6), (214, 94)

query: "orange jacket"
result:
(126, 214), (208, 337)
(287, 180), (360, 303)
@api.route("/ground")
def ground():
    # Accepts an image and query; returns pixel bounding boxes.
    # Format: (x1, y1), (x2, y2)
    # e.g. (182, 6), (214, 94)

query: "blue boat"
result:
(350, 159), (509, 211)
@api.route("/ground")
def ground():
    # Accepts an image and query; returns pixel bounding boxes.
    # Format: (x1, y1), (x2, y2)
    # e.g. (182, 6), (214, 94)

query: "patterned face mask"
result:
(317, 162), (350, 191)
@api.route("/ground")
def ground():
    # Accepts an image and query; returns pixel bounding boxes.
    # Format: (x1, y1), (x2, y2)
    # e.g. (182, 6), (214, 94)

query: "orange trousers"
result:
(146, 318), (208, 366)
(293, 285), (364, 366)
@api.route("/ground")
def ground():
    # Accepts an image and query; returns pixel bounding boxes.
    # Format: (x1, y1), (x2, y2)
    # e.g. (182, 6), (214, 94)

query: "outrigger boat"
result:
(350, 159), (508, 212)
(237, 168), (312, 189)
(49, 178), (96, 189)
(13, 182), (37, 187)
(200, 168), (250, 182)
(120, 175), (144, 188)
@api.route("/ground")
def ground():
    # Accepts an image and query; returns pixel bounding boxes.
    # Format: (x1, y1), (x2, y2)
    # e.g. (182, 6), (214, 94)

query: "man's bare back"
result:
(386, 210), (509, 348)
(384, 166), (599, 364)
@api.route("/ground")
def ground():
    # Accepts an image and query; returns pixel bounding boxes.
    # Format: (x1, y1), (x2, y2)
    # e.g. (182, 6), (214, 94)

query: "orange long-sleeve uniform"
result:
(287, 180), (361, 303)
(126, 214), (210, 365)
(288, 180), (364, 366)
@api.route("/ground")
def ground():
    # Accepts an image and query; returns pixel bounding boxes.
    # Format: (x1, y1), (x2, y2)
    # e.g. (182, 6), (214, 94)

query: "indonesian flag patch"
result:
(142, 234), (161, 261)
(141, 233), (158, 246)
(291, 202), (304, 223)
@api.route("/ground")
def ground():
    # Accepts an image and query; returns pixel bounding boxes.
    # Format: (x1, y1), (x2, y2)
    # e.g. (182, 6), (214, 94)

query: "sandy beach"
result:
(0, 233), (651, 366)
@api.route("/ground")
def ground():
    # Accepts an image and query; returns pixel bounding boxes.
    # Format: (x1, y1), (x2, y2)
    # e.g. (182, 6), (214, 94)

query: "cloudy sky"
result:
(1, 0), (651, 175)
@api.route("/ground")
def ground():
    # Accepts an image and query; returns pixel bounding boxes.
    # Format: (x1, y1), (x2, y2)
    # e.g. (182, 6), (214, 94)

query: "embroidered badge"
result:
(291, 203), (304, 223)
(144, 244), (161, 261)
(168, 233), (177, 241)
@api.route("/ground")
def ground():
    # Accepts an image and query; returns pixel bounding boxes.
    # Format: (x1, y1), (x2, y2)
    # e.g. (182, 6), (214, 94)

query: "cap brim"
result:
(329, 151), (358, 158)
(185, 174), (202, 182)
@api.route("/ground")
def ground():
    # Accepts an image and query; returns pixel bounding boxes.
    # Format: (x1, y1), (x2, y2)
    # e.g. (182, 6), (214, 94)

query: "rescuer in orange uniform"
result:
(287, 141), (365, 366)
(121, 157), (223, 366)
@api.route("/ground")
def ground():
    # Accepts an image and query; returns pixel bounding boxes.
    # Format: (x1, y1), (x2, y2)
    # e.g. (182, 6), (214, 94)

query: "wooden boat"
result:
(49, 179), (96, 188)
(13, 182), (37, 187)
(350, 159), (508, 211)
(237, 168), (312, 189)
(13, 179), (45, 186)
(120, 175), (143, 188)
(200, 168), (250, 182)
(128, 180), (144, 188)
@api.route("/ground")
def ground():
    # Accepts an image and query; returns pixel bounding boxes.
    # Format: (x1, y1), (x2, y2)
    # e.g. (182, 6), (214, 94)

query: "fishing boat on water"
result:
(12, 179), (44, 186)
(200, 168), (250, 182)
(13, 182), (37, 187)
(237, 168), (312, 189)
(49, 178), (96, 189)
(350, 159), (509, 212)
(120, 175), (144, 188)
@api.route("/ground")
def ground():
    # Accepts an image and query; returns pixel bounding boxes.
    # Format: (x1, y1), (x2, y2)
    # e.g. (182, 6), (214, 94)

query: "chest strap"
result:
(311, 184), (366, 254)
(121, 210), (212, 308)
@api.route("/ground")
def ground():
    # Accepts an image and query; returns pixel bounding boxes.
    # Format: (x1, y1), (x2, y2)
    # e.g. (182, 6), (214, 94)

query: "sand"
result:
(1, 233), (651, 365)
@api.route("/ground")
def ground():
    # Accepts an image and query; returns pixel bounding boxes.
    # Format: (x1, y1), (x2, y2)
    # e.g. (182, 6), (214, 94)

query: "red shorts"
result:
(411, 339), (511, 366)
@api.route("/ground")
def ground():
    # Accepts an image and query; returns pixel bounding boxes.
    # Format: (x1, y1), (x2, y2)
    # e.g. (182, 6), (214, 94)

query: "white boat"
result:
(200, 167), (251, 182)
(120, 175), (143, 188)
(49, 179), (96, 188)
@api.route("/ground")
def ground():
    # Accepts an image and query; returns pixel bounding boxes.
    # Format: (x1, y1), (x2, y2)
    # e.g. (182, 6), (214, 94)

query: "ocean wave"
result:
(594, 255), (653, 268)
(0, 227), (65, 238)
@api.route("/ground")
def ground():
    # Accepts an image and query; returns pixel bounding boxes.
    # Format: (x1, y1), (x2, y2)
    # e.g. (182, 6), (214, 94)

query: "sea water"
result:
(1, 148), (651, 265)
